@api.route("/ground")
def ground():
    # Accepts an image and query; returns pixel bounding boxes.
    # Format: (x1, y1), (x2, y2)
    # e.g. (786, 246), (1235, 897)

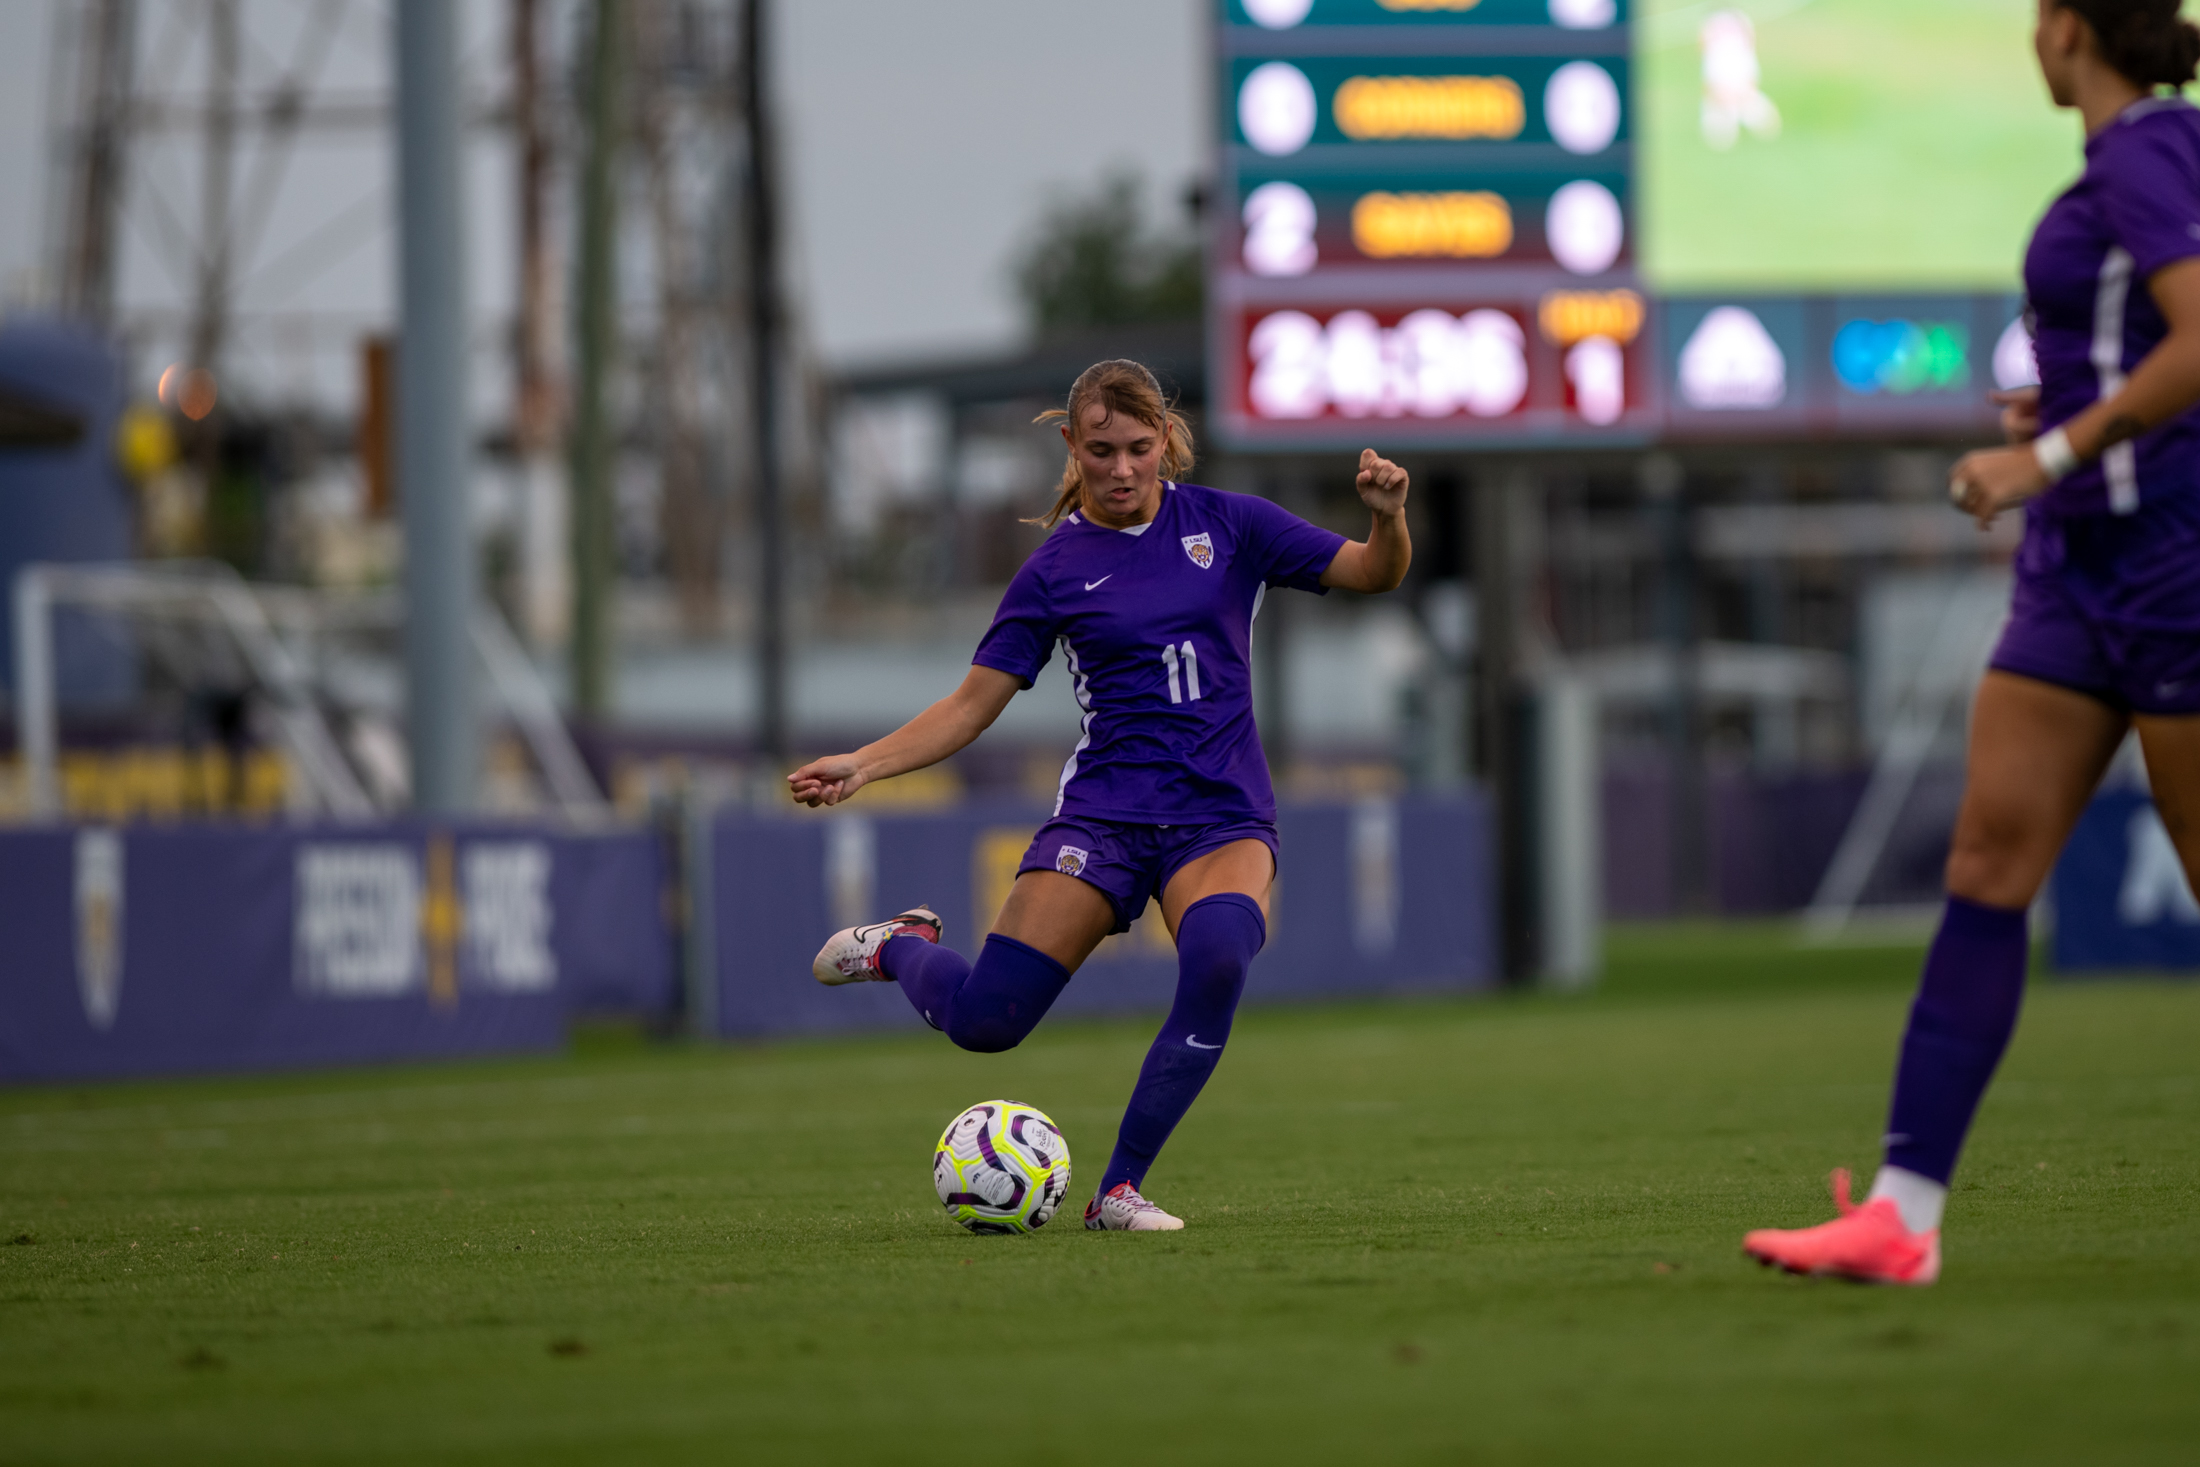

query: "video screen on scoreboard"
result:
(1635, 0), (2076, 291)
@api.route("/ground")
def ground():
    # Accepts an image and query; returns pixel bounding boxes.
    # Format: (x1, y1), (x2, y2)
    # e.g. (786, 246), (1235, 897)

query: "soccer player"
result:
(791, 359), (1410, 1231)
(1745, 0), (2200, 1284)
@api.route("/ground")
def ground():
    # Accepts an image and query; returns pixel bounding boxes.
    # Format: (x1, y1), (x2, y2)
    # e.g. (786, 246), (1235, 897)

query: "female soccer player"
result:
(791, 359), (1410, 1231)
(1745, 0), (2200, 1284)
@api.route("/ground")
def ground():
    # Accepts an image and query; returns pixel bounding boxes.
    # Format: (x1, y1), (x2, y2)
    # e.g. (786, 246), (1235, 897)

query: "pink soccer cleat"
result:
(1083, 1181), (1184, 1232)
(1744, 1168), (1941, 1286)
(810, 905), (942, 985)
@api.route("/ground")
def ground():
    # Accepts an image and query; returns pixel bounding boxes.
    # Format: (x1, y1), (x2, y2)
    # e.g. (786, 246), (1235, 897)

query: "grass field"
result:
(3, 924), (2197, 1465)
(1638, 0), (2077, 290)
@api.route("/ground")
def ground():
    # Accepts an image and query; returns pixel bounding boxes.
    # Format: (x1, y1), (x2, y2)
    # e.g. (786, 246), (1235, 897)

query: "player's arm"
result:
(1319, 449), (1412, 593)
(1991, 385), (2040, 445)
(787, 665), (1021, 808)
(2064, 257), (2200, 457)
(1952, 258), (2200, 524)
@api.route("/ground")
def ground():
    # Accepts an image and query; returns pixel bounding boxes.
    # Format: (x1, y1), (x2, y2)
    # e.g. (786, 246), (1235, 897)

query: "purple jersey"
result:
(973, 481), (1347, 823)
(2026, 97), (2200, 517)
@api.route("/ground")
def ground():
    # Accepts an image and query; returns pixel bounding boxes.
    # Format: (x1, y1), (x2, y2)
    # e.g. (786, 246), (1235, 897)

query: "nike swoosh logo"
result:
(1084, 576), (1112, 591)
(1185, 1035), (1222, 1050)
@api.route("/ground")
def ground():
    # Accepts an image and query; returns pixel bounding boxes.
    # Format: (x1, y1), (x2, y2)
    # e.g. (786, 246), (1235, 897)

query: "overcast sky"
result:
(0, 0), (1210, 394)
(780, 0), (1209, 366)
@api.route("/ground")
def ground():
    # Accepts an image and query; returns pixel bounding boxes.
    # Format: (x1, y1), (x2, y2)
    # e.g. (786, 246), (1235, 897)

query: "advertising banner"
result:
(2051, 789), (2200, 974)
(708, 795), (1495, 1039)
(0, 822), (674, 1083)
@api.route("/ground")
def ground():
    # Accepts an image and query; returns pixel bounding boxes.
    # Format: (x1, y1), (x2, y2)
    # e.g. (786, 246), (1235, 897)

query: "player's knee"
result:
(1944, 811), (2053, 907)
(945, 1012), (1026, 1054)
(1178, 954), (1244, 1006)
(1943, 839), (2042, 908)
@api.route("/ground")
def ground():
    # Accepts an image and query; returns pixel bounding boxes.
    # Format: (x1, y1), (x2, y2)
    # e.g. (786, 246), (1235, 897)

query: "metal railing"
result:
(11, 560), (609, 823)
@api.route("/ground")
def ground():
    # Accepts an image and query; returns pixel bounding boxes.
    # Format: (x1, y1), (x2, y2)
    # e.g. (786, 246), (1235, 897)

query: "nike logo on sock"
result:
(1084, 576), (1112, 590)
(1185, 1035), (1222, 1050)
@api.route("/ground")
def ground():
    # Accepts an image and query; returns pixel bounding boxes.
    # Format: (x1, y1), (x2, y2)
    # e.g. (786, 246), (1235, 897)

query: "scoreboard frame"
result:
(1206, 0), (2022, 451)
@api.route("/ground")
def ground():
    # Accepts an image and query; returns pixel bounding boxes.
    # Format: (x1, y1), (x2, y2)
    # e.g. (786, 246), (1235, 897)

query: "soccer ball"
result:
(932, 1100), (1072, 1234)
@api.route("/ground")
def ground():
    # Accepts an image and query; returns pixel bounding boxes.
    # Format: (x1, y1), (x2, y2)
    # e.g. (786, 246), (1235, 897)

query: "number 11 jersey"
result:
(973, 482), (1347, 823)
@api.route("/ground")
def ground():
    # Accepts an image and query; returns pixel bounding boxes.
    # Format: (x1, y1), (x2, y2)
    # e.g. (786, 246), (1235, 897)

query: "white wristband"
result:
(2034, 425), (2079, 481)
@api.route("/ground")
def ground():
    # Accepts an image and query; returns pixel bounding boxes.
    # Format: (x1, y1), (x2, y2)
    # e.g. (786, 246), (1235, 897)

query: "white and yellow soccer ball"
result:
(932, 1100), (1072, 1234)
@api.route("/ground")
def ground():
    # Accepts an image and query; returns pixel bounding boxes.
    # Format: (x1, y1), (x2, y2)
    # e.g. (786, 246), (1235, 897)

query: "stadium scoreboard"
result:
(1213, 0), (1647, 447)
(1209, 0), (2029, 450)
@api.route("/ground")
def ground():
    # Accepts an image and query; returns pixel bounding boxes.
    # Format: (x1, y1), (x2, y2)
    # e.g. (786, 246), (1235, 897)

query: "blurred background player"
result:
(792, 359), (1411, 1231)
(1745, 0), (2200, 1285)
(1699, 9), (1780, 150)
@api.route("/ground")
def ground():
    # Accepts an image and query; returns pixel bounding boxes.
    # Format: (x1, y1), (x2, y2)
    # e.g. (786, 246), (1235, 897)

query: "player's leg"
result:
(2133, 713), (2200, 893)
(867, 872), (1113, 1050)
(1746, 671), (2124, 1282)
(816, 817), (1126, 1047)
(1881, 674), (2125, 1196)
(1088, 837), (1273, 1232)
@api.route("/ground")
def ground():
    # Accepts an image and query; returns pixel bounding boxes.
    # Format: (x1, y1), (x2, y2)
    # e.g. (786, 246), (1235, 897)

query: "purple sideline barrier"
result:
(2052, 788), (2200, 973)
(708, 794), (1495, 1039)
(0, 822), (674, 1083)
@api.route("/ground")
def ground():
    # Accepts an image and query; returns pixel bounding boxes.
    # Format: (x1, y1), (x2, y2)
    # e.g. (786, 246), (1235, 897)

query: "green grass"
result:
(3, 922), (2197, 1465)
(1637, 0), (2076, 291)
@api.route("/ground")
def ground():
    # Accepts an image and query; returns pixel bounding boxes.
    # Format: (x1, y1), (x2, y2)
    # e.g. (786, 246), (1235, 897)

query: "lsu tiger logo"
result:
(1181, 532), (1214, 569)
(1055, 845), (1090, 877)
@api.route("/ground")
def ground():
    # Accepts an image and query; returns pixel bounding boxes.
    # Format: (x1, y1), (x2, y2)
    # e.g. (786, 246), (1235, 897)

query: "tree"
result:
(1014, 172), (1202, 336)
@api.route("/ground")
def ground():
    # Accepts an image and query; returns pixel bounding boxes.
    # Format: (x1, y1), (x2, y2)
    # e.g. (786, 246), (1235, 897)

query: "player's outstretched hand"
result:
(1948, 443), (2048, 528)
(1991, 386), (2040, 445)
(788, 753), (868, 808)
(1355, 449), (1409, 515)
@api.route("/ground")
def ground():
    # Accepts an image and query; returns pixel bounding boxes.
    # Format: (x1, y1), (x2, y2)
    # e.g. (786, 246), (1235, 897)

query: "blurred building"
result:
(0, 0), (2024, 937)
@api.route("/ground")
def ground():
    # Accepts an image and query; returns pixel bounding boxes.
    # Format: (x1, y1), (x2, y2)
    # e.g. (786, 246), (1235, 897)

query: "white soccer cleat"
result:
(1083, 1181), (1184, 1232)
(811, 905), (943, 986)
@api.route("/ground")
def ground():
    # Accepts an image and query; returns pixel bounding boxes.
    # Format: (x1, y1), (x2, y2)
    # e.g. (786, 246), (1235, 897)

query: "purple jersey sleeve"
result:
(972, 552), (1056, 687)
(1233, 492), (1348, 593)
(2096, 123), (2200, 280)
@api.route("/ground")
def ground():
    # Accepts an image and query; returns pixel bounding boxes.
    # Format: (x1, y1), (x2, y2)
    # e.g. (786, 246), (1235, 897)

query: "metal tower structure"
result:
(40, 0), (819, 767)
(45, 0), (403, 414)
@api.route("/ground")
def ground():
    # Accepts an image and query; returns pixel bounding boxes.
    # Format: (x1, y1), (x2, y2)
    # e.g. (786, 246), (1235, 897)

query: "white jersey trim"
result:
(2091, 245), (2140, 514)
(2117, 95), (2191, 126)
(1054, 634), (1096, 818)
(1068, 485), (1170, 535)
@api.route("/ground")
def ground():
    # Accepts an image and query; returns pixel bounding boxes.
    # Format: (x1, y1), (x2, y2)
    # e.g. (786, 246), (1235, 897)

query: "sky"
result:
(0, 0), (1211, 405)
(779, 0), (1208, 367)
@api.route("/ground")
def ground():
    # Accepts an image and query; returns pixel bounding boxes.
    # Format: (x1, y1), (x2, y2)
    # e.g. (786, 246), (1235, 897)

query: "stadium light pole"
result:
(1473, 464), (1536, 981)
(570, 0), (621, 723)
(742, 0), (789, 769)
(393, 0), (477, 813)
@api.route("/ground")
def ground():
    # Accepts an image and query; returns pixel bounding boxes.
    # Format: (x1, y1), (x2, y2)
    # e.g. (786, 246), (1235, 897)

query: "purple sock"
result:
(880, 933), (1069, 1052)
(1883, 895), (2030, 1185)
(878, 935), (968, 1033)
(1099, 893), (1265, 1196)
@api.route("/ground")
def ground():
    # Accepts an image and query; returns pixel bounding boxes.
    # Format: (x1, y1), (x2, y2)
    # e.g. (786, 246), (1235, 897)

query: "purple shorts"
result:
(1991, 491), (2200, 716)
(1017, 815), (1279, 934)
